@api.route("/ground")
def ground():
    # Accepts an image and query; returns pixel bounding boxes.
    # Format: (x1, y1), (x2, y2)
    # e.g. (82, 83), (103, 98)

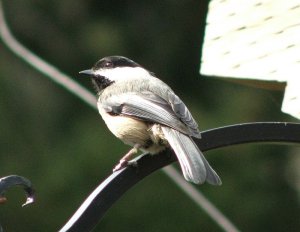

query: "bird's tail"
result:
(161, 127), (221, 185)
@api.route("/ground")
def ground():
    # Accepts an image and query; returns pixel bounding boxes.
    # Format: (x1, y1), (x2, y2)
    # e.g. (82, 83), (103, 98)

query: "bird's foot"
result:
(112, 159), (138, 172)
(112, 146), (140, 172)
(113, 159), (128, 172)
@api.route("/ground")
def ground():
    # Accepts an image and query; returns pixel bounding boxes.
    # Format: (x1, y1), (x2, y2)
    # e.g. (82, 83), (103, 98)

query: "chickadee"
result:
(79, 56), (221, 185)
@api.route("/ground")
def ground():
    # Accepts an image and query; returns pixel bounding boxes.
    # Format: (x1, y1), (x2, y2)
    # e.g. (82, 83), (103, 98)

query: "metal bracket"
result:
(59, 122), (300, 232)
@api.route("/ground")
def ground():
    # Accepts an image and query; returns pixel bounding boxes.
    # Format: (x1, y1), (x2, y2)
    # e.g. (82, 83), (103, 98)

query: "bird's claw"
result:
(113, 159), (138, 172)
(113, 159), (128, 172)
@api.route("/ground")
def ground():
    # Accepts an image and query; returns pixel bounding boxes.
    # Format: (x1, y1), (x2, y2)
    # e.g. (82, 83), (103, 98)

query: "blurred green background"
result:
(0, 1), (299, 231)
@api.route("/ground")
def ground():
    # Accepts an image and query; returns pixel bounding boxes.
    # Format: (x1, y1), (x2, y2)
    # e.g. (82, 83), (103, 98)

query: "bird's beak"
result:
(79, 69), (94, 76)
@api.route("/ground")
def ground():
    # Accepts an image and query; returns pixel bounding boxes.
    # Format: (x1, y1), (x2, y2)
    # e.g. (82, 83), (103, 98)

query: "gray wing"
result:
(99, 91), (199, 136)
(166, 91), (201, 138)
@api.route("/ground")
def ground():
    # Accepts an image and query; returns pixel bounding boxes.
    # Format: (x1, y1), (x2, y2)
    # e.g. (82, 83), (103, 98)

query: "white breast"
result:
(98, 106), (150, 147)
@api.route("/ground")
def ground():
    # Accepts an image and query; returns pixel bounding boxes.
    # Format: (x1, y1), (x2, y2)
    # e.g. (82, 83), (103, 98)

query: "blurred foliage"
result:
(0, 0), (299, 231)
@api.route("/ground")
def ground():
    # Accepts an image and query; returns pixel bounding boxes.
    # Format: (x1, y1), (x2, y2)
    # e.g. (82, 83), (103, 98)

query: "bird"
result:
(79, 56), (221, 185)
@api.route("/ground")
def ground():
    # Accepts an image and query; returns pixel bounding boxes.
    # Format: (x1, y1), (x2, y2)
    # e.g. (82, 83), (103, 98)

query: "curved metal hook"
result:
(59, 122), (300, 232)
(0, 175), (35, 207)
(0, 175), (35, 232)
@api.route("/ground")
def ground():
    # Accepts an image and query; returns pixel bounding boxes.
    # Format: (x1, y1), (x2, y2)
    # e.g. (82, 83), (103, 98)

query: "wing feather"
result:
(166, 91), (201, 138)
(100, 92), (191, 135)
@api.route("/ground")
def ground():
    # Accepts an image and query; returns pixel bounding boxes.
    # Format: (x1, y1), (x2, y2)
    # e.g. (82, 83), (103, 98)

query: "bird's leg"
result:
(113, 145), (140, 172)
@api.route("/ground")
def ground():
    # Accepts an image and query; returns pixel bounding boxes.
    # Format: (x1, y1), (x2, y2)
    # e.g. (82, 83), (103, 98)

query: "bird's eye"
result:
(104, 61), (113, 68)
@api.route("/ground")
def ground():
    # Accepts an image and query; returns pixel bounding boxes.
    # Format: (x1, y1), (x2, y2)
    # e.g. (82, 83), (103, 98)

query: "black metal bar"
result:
(59, 122), (300, 232)
(196, 122), (300, 150)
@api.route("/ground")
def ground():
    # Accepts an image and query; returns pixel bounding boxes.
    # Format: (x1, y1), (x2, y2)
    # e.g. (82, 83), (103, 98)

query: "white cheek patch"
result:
(94, 67), (150, 82)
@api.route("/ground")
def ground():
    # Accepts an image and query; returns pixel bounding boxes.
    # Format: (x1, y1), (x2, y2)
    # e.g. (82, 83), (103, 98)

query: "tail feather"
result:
(161, 127), (221, 185)
(199, 152), (222, 185)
